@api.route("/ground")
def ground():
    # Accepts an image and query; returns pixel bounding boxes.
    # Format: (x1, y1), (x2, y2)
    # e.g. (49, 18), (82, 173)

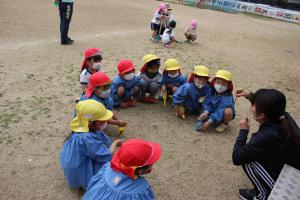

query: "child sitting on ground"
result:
(162, 20), (177, 48)
(184, 19), (197, 43)
(162, 58), (187, 100)
(110, 60), (141, 108)
(60, 100), (123, 189)
(80, 72), (127, 128)
(80, 48), (103, 94)
(196, 70), (235, 133)
(173, 65), (211, 119)
(138, 54), (162, 103)
(83, 139), (162, 200)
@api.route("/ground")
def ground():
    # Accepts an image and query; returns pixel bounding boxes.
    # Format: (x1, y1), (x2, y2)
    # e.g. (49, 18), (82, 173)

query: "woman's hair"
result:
(252, 89), (300, 147)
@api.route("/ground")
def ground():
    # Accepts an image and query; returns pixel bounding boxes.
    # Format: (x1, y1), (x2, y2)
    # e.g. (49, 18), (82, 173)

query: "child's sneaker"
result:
(195, 120), (203, 131)
(164, 44), (173, 48)
(215, 123), (229, 133)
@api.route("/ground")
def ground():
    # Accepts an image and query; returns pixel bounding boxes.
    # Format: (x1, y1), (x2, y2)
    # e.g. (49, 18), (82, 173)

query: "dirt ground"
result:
(0, 0), (300, 199)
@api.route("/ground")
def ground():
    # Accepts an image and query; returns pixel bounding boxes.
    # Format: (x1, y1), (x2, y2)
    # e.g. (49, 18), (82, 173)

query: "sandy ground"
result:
(0, 0), (300, 199)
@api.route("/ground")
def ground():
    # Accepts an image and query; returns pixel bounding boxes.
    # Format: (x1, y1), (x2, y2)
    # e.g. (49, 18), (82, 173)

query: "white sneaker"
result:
(215, 123), (229, 133)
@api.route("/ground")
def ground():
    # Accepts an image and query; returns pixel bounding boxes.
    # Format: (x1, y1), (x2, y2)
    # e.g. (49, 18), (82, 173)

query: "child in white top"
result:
(185, 19), (197, 43)
(151, 3), (167, 41)
(162, 20), (177, 48)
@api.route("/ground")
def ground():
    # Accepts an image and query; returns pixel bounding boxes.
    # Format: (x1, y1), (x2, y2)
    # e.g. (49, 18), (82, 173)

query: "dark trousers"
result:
(242, 161), (277, 200)
(59, 2), (73, 43)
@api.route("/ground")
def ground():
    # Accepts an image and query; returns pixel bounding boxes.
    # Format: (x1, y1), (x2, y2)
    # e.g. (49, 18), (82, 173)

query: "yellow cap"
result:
(215, 70), (232, 81)
(143, 54), (160, 64)
(164, 58), (180, 71)
(71, 100), (113, 132)
(194, 65), (209, 77)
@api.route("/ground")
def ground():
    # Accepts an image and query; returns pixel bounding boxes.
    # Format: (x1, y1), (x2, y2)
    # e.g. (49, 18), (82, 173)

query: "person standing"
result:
(56, 0), (74, 45)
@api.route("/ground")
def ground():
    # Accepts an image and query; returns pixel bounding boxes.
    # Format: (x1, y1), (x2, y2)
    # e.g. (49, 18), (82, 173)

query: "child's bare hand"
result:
(239, 117), (250, 130)
(161, 85), (166, 91)
(118, 120), (127, 127)
(236, 89), (250, 98)
(199, 112), (208, 121)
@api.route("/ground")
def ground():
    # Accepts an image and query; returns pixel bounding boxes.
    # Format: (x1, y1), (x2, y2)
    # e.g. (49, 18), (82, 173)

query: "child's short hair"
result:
(169, 20), (176, 28)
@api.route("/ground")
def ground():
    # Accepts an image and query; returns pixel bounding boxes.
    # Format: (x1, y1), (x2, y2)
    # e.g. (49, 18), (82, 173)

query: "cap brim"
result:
(215, 75), (231, 81)
(147, 141), (162, 165)
(96, 109), (113, 121)
(195, 73), (209, 77)
(119, 67), (135, 75)
(166, 67), (180, 71)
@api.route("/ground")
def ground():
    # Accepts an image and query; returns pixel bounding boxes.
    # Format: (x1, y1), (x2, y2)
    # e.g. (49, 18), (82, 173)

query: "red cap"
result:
(85, 72), (111, 98)
(117, 60), (135, 75)
(80, 48), (101, 72)
(111, 139), (162, 179)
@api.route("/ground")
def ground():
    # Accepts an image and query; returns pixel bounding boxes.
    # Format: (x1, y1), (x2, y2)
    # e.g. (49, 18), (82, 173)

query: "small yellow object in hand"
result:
(163, 91), (167, 108)
(118, 126), (125, 134)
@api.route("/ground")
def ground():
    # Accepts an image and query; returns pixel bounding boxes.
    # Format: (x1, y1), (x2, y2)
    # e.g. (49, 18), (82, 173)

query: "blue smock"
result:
(162, 73), (187, 94)
(172, 82), (211, 113)
(60, 131), (112, 189)
(110, 75), (141, 107)
(80, 93), (114, 111)
(202, 90), (235, 124)
(83, 163), (155, 200)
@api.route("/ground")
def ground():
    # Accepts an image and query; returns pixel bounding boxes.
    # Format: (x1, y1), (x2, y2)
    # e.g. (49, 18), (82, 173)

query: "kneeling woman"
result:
(233, 89), (300, 200)
(60, 100), (123, 189)
(83, 139), (162, 200)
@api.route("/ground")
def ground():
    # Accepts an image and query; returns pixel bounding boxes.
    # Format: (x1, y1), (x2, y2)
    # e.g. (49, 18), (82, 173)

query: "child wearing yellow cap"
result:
(60, 100), (123, 189)
(138, 54), (162, 103)
(196, 70), (235, 133)
(173, 65), (211, 119)
(161, 59), (187, 103)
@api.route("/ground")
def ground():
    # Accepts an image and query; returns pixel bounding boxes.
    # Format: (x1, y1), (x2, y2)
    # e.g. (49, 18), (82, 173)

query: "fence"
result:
(162, 0), (300, 23)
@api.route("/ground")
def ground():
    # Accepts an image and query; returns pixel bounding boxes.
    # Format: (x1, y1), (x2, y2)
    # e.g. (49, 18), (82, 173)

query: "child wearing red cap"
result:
(151, 3), (168, 41)
(80, 48), (103, 94)
(83, 139), (162, 200)
(110, 60), (141, 108)
(80, 72), (127, 128)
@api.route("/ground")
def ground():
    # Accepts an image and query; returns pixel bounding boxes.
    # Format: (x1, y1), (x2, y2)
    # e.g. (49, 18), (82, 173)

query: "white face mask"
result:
(214, 84), (227, 93)
(195, 83), (203, 89)
(168, 73), (179, 78)
(99, 121), (108, 131)
(124, 73), (135, 81)
(92, 62), (103, 71)
(99, 89), (111, 98)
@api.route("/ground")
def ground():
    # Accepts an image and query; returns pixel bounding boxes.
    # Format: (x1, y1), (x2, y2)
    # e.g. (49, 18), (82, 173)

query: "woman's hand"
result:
(240, 117), (250, 130)
(236, 89), (250, 98)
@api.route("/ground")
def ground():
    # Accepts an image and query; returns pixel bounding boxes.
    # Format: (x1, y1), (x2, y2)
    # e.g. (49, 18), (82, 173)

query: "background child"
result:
(110, 59), (141, 108)
(162, 58), (187, 97)
(80, 48), (103, 94)
(81, 72), (127, 128)
(83, 139), (162, 200)
(151, 3), (167, 41)
(60, 100), (123, 189)
(173, 65), (211, 119)
(197, 70), (235, 133)
(162, 20), (177, 48)
(184, 19), (197, 43)
(139, 54), (162, 103)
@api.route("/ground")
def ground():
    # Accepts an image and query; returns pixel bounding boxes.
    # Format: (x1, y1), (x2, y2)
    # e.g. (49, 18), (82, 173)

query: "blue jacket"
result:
(110, 75), (141, 107)
(172, 82), (211, 113)
(60, 131), (112, 189)
(83, 163), (155, 200)
(162, 73), (187, 88)
(80, 93), (114, 111)
(203, 89), (235, 124)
